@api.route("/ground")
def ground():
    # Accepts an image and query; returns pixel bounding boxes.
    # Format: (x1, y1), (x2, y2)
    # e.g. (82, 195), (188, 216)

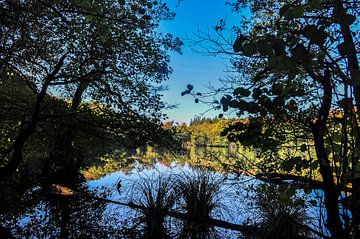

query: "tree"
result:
(0, 0), (182, 178)
(185, 0), (359, 237)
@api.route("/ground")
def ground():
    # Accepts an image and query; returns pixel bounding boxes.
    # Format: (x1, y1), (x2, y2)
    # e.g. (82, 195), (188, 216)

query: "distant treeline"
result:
(164, 116), (240, 147)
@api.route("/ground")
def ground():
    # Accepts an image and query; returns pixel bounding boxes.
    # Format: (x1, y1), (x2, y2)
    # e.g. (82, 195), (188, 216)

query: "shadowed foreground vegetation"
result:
(0, 168), (320, 239)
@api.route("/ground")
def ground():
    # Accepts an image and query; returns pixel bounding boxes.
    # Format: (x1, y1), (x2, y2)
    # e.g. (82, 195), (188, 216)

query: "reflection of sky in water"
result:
(86, 162), (259, 237)
(7, 161), (331, 238)
(86, 161), (326, 237)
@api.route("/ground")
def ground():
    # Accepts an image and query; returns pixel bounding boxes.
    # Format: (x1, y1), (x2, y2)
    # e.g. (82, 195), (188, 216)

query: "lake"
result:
(0, 147), (324, 238)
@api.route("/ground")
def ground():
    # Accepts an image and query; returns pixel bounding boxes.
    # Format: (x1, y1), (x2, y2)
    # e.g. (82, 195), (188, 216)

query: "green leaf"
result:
(268, 57), (280, 68)
(287, 186), (296, 197)
(181, 90), (190, 96)
(338, 98), (353, 110)
(246, 102), (260, 114)
(287, 99), (297, 111)
(292, 6), (304, 18)
(237, 99), (247, 111)
(252, 88), (262, 99)
(294, 198), (305, 206)
(257, 39), (273, 56)
(339, 14), (356, 26)
(302, 25), (328, 46)
(303, 187), (312, 194)
(273, 96), (285, 107)
(351, 127), (359, 138)
(242, 42), (257, 56)
(295, 163), (302, 172)
(233, 35), (247, 53)
(272, 83), (283, 95)
(85, 14), (94, 21)
(233, 87), (251, 97)
(355, 162), (360, 179)
(283, 5), (304, 19)
(353, 70), (360, 86)
(270, 38), (285, 56)
(291, 44), (312, 65)
(221, 96), (229, 112)
(338, 42), (353, 56)
(309, 161), (318, 170)
(309, 0), (321, 5)
(260, 110), (267, 117)
(138, 8), (146, 15)
(278, 191), (291, 204)
(279, 4), (291, 17)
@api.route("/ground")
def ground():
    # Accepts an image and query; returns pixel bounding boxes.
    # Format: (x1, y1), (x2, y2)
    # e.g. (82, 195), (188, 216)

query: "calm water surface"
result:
(0, 147), (323, 238)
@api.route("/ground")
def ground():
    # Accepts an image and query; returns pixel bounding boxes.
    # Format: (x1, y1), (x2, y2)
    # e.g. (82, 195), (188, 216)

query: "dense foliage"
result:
(184, 0), (360, 238)
(164, 117), (236, 146)
(0, 0), (182, 180)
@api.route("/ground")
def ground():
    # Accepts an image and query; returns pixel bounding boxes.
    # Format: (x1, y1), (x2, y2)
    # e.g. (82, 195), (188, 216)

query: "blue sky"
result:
(159, 0), (242, 123)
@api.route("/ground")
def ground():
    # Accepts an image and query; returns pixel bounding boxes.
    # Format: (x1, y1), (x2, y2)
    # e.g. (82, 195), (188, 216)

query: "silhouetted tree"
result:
(185, 0), (359, 237)
(0, 0), (182, 178)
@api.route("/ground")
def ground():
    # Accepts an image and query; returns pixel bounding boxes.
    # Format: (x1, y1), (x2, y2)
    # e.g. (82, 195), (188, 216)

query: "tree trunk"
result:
(312, 126), (345, 238)
(309, 70), (346, 238)
(336, 1), (360, 236)
(46, 81), (89, 184)
(0, 55), (66, 178)
(59, 199), (70, 239)
(0, 81), (49, 178)
(0, 126), (35, 177)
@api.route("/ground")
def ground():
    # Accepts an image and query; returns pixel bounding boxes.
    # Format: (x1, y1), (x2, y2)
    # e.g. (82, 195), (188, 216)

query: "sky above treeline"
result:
(160, 0), (243, 123)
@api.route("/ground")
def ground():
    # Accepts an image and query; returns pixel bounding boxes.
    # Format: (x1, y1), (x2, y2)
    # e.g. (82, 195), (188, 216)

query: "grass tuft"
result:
(174, 170), (222, 238)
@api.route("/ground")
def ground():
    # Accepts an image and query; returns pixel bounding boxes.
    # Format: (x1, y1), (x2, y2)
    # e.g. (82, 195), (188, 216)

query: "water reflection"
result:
(83, 146), (248, 181)
(0, 185), (126, 238)
(0, 147), (320, 238)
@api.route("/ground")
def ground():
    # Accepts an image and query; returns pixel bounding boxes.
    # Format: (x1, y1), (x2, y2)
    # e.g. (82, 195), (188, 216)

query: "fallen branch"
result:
(50, 184), (258, 234)
(255, 173), (352, 193)
(50, 184), (326, 238)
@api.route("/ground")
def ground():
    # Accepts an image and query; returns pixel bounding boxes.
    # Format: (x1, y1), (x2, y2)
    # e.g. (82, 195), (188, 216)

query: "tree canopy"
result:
(184, 0), (360, 237)
(0, 0), (182, 178)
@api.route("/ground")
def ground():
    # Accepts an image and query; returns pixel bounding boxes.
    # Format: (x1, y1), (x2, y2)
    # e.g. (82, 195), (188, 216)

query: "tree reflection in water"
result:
(0, 184), (132, 238)
(0, 150), (319, 238)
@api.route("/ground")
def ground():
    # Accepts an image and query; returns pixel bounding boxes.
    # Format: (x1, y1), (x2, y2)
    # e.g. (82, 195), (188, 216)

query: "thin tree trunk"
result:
(309, 70), (346, 238)
(336, 1), (360, 236)
(0, 55), (66, 178)
(59, 199), (70, 239)
(0, 126), (35, 177)
(312, 126), (345, 238)
(47, 81), (89, 184)
(0, 81), (49, 177)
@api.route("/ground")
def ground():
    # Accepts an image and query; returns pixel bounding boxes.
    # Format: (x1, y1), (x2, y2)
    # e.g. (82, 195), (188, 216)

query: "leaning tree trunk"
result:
(312, 126), (345, 238)
(0, 55), (66, 178)
(46, 81), (89, 184)
(310, 71), (346, 238)
(0, 78), (50, 178)
(0, 126), (35, 178)
(59, 198), (71, 239)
